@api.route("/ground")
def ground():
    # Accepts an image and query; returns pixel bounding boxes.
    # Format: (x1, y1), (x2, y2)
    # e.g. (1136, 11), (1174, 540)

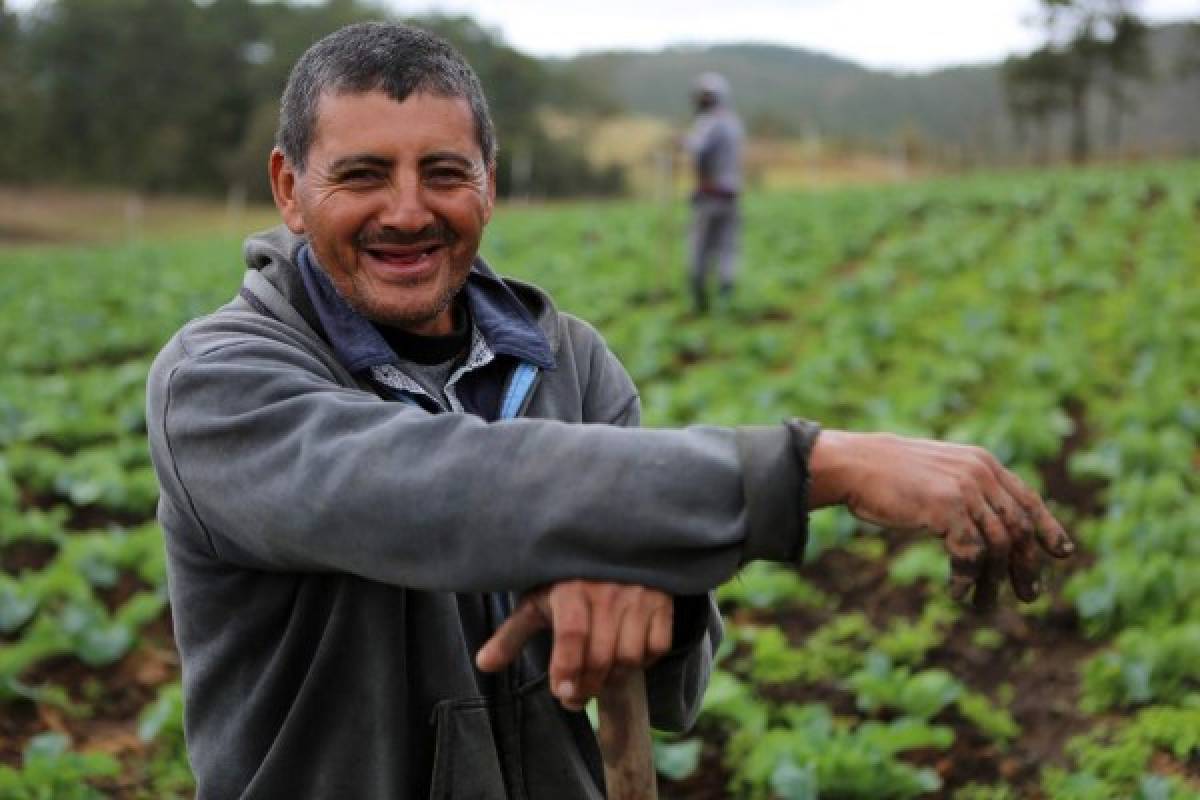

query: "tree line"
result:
(2, 0), (1196, 200)
(0, 0), (624, 199)
(1001, 0), (1183, 163)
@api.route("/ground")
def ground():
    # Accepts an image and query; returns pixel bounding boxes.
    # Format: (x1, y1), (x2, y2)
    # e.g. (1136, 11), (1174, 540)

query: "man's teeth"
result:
(371, 245), (439, 257)
(372, 247), (437, 260)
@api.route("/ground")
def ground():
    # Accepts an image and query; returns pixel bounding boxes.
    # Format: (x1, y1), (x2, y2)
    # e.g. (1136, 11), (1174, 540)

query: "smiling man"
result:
(272, 89), (493, 335)
(146, 21), (1073, 800)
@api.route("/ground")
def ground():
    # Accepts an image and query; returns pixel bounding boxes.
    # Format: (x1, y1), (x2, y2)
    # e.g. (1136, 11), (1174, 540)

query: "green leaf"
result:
(138, 684), (184, 743)
(0, 583), (38, 634)
(718, 563), (830, 610)
(77, 553), (119, 589)
(889, 541), (950, 586)
(653, 738), (702, 781)
(23, 731), (69, 762)
(75, 623), (134, 667)
(770, 759), (818, 800)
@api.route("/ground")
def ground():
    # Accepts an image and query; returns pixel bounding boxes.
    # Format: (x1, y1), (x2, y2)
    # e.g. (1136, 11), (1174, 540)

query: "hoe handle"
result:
(597, 668), (658, 800)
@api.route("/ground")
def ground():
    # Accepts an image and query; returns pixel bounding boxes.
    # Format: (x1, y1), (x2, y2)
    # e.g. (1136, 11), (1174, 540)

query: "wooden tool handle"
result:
(597, 668), (658, 800)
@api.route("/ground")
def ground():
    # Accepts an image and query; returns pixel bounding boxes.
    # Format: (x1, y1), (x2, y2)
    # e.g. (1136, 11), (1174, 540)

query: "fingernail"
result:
(557, 681), (575, 700)
(1060, 538), (1076, 555)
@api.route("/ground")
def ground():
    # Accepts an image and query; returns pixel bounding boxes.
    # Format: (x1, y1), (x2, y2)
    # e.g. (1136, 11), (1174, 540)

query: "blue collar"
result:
(297, 245), (555, 373)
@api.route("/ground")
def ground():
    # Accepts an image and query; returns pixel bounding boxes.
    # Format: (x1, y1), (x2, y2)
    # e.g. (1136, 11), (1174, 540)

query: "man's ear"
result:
(269, 148), (306, 234)
(483, 162), (498, 224)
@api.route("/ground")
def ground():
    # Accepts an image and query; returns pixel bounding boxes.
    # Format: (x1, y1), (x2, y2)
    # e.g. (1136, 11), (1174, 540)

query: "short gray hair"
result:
(276, 22), (496, 172)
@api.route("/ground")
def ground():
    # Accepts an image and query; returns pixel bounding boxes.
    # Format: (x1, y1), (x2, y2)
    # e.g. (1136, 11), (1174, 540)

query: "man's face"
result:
(271, 89), (495, 335)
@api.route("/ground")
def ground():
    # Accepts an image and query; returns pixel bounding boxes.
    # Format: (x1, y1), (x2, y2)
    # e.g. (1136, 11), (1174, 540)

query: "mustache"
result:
(357, 222), (456, 248)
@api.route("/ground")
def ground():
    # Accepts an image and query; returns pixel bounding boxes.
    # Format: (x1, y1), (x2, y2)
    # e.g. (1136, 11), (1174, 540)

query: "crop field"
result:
(1, 161), (1198, 798)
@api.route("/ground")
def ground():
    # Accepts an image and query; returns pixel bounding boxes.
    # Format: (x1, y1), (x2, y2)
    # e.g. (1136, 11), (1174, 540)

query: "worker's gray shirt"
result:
(685, 106), (744, 195)
(145, 225), (810, 799)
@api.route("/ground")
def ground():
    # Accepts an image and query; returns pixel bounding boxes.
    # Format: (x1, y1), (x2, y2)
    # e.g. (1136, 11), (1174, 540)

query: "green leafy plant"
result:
(0, 733), (119, 800)
(135, 682), (194, 797)
(875, 598), (958, 665)
(953, 784), (1017, 800)
(1041, 700), (1200, 799)
(726, 704), (951, 799)
(740, 613), (875, 685)
(717, 562), (831, 611)
(957, 691), (1020, 745)
(652, 737), (702, 782)
(846, 652), (962, 720)
(889, 541), (951, 587)
(1081, 625), (1200, 712)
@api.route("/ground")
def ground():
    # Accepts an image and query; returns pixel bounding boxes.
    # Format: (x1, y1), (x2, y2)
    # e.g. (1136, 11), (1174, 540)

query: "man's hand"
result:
(809, 430), (1075, 609)
(475, 581), (673, 711)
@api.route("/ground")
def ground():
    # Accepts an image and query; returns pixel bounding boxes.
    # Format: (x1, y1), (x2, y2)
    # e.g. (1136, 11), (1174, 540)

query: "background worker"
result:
(146, 22), (1073, 800)
(683, 71), (745, 313)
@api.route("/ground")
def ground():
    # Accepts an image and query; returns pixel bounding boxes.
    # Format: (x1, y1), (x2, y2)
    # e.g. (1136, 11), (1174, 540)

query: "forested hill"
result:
(556, 23), (1200, 159)
(2, 0), (1196, 197)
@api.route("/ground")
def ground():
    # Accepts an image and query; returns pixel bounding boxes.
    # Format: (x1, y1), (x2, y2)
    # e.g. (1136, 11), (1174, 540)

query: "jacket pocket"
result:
(515, 677), (605, 800)
(428, 698), (507, 800)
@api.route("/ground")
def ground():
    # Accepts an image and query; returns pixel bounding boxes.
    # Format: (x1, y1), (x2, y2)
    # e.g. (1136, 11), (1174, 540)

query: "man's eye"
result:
(427, 168), (468, 184)
(341, 170), (382, 183)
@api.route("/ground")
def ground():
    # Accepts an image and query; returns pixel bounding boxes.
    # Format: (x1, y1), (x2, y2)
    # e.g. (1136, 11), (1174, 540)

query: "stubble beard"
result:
(336, 220), (472, 330)
(342, 266), (469, 331)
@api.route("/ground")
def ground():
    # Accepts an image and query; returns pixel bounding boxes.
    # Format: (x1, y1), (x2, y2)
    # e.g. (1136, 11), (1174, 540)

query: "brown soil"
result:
(1038, 397), (1106, 519)
(1139, 182), (1166, 211)
(0, 186), (279, 248)
(0, 223), (69, 245)
(66, 505), (150, 533)
(95, 572), (159, 615)
(0, 699), (41, 766)
(0, 540), (58, 574)
(18, 486), (148, 532)
(675, 347), (713, 368)
(740, 307), (794, 324)
(628, 287), (676, 308)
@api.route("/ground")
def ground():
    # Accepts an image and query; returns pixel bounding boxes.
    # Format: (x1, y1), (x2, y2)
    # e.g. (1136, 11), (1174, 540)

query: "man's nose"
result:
(378, 177), (436, 231)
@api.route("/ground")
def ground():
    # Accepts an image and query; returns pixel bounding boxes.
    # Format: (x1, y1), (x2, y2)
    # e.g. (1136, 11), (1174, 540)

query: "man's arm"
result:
(476, 425), (1076, 712)
(148, 321), (790, 595)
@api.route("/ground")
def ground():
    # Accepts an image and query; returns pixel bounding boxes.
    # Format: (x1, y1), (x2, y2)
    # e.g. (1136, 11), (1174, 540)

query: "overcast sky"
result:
(8, 0), (1199, 71)
(388, 0), (1199, 71)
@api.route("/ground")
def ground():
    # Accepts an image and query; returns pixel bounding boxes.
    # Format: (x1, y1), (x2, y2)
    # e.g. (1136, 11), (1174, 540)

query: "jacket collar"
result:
(296, 244), (555, 374)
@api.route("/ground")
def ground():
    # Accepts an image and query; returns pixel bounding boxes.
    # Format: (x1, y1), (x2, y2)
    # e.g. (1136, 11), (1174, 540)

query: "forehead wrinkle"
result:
(308, 90), (487, 176)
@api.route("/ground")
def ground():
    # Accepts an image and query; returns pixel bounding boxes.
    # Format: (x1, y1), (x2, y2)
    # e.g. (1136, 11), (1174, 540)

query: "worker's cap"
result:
(693, 72), (730, 99)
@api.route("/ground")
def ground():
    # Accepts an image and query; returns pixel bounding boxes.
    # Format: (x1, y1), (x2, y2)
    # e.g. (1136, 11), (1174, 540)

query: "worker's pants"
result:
(688, 195), (740, 311)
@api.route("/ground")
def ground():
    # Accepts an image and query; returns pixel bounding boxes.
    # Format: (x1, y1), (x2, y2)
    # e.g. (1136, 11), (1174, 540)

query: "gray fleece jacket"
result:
(145, 226), (811, 799)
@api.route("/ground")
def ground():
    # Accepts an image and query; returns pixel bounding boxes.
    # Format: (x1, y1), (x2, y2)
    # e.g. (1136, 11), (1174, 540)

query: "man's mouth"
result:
(363, 242), (444, 266)
(358, 222), (458, 275)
